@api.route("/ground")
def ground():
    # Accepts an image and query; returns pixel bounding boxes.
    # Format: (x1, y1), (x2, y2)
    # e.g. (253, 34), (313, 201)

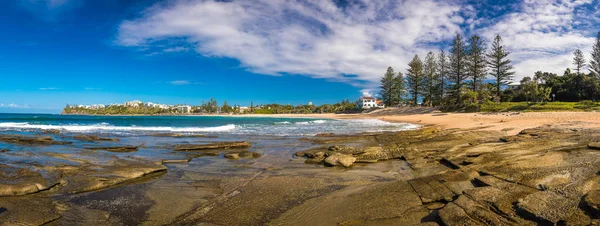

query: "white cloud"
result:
(0, 103), (30, 109)
(164, 47), (189, 53)
(169, 80), (191, 85)
(39, 87), (60, 90)
(117, 0), (598, 92)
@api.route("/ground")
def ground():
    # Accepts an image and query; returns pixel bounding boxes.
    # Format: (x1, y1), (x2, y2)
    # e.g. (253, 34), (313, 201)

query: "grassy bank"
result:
(479, 101), (600, 112)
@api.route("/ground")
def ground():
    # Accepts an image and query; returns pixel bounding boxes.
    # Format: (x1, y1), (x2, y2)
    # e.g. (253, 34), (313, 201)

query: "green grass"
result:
(479, 101), (600, 112)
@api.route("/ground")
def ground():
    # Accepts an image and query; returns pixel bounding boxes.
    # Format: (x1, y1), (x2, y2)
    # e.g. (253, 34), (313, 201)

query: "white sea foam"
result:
(0, 122), (236, 132)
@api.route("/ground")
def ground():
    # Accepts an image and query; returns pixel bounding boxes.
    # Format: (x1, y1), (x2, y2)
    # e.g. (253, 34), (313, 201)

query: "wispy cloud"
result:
(0, 103), (30, 109)
(169, 80), (191, 85)
(164, 47), (189, 53)
(117, 0), (599, 91)
(84, 87), (102, 90)
(39, 87), (60, 91)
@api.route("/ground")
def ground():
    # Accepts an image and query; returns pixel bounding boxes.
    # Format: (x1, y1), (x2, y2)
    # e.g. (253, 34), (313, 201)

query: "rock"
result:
(584, 190), (600, 218)
(324, 153), (356, 167)
(516, 191), (579, 224)
(42, 129), (61, 134)
(408, 175), (456, 204)
(439, 202), (482, 225)
(0, 148), (8, 153)
(161, 159), (191, 164)
(174, 141), (251, 151)
(237, 151), (262, 158)
(86, 146), (138, 152)
(315, 133), (335, 137)
(73, 134), (120, 142)
(588, 142), (600, 150)
(0, 134), (71, 145)
(224, 153), (240, 159)
(425, 202), (445, 210)
(294, 151), (305, 157)
(150, 133), (218, 138)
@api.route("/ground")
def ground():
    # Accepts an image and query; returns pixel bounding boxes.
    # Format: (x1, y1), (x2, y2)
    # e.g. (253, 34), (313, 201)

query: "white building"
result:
(359, 97), (384, 109)
(239, 106), (250, 113)
(125, 100), (143, 107)
(176, 105), (192, 113)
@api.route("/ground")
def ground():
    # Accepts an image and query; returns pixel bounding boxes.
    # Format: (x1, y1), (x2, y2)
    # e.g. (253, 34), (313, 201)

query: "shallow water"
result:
(0, 114), (420, 225)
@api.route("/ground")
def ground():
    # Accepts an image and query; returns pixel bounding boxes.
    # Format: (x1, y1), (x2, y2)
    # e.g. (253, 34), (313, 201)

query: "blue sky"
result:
(0, 0), (599, 113)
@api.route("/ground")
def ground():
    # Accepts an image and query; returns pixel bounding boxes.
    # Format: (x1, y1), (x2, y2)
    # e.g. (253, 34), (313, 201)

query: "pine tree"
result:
(379, 66), (397, 106)
(573, 49), (586, 75)
(591, 32), (600, 77)
(486, 35), (515, 99)
(393, 72), (405, 106)
(406, 54), (424, 106)
(423, 52), (438, 106)
(437, 50), (449, 101)
(449, 34), (468, 104)
(467, 35), (487, 91)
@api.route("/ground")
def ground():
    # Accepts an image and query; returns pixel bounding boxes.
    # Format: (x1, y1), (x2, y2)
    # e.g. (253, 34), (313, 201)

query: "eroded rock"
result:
(86, 146), (138, 152)
(73, 134), (120, 142)
(324, 153), (356, 167)
(174, 141), (251, 151)
(0, 134), (71, 145)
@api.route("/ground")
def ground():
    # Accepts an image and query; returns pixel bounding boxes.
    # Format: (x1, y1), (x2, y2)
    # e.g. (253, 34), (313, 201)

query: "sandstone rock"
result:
(174, 141), (251, 151)
(150, 133), (218, 138)
(237, 151), (261, 158)
(324, 153), (356, 167)
(516, 191), (579, 224)
(86, 146), (138, 152)
(42, 129), (61, 134)
(224, 153), (240, 159)
(588, 142), (600, 150)
(584, 190), (600, 218)
(439, 202), (482, 225)
(73, 134), (120, 142)
(0, 134), (71, 145)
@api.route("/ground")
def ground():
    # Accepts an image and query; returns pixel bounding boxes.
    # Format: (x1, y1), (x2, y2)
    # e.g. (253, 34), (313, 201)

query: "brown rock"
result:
(584, 190), (600, 218)
(174, 141), (251, 151)
(224, 153), (240, 159)
(324, 153), (356, 167)
(517, 191), (579, 224)
(73, 134), (120, 142)
(86, 146), (138, 152)
(0, 134), (71, 145)
(588, 142), (600, 150)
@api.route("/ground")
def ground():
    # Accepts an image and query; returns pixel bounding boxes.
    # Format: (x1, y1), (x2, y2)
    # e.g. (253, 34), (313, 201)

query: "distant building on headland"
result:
(359, 96), (384, 109)
(125, 100), (143, 107)
(176, 105), (192, 113)
(239, 106), (250, 113)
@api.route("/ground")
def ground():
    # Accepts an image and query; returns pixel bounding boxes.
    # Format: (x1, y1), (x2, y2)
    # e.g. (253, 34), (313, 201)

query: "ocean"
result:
(0, 113), (418, 136)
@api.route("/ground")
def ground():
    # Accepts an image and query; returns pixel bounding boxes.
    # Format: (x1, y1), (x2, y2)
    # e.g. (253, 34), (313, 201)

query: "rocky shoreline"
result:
(0, 123), (599, 225)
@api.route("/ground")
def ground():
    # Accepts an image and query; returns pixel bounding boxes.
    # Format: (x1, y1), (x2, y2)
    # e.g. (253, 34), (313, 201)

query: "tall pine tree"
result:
(423, 52), (438, 106)
(393, 72), (405, 106)
(486, 35), (515, 99)
(467, 35), (487, 92)
(573, 49), (586, 75)
(591, 32), (600, 77)
(449, 34), (468, 104)
(380, 67), (396, 107)
(406, 55), (424, 106)
(437, 50), (449, 102)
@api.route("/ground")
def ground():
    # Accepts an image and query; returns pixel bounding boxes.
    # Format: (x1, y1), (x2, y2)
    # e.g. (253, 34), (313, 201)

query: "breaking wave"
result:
(0, 122), (236, 133)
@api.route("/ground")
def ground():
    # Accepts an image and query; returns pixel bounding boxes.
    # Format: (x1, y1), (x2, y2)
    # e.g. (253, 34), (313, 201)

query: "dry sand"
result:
(344, 111), (600, 135)
(238, 111), (600, 136)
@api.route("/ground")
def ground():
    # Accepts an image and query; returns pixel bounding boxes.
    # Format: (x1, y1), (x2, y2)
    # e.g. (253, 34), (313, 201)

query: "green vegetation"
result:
(379, 31), (600, 113)
(479, 101), (600, 112)
(63, 99), (360, 115)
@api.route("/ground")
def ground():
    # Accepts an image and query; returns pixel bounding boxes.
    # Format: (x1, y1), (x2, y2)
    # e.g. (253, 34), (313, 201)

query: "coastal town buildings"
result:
(359, 96), (384, 109)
